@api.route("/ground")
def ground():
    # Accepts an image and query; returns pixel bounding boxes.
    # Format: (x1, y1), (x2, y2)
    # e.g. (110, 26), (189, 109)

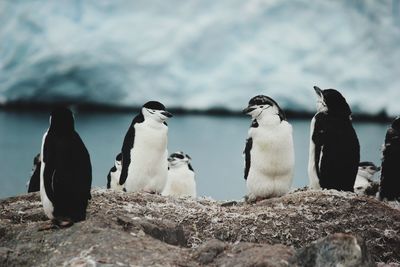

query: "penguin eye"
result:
(260, 106), (264, 108)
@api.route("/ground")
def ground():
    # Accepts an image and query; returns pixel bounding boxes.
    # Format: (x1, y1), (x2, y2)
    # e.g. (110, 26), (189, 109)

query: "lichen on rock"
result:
(0, 188), (399, 266)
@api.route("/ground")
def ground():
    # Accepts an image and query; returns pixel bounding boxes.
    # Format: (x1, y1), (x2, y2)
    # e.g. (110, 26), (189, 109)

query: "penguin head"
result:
(168, 151), (192, 170)
(142, 101), (173, 123)
(391, 116), (400, 131)
(243, 95), (286, 121)
(313, 86), (351, 117)
(115, 153), (122, 171)
(33, 153), (41, 166)
(49, 107), (75, 133)
(358, 161), (380, 175)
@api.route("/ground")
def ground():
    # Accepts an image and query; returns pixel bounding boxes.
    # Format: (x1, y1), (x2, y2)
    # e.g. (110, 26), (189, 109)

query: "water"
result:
(0, 111), (388, 200)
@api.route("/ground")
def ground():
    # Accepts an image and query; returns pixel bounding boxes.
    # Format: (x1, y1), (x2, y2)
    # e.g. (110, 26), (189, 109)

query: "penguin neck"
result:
(143, 117), (167, 129)
(169, 162), (188, 170)
(357, 169), (373, 180)
(254, 114), (281, 127)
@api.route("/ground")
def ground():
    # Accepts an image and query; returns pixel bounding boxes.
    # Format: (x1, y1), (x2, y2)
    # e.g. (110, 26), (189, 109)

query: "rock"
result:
(193, 239), (226, 264)
(296, 233), (374, 267)
(0, 247), (13, 266)
(0, 189), (399, 266)
(214, 243), (297, 267)
(139, 220), (187, 247)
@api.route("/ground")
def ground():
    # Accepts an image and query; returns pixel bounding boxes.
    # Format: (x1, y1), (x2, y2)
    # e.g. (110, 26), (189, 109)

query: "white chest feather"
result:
(354, 171), (373, 195)
(125, 122), (168, 193)
(162, 167), (196, 197)
(39, 131), (54, 219)
(110, 169), (124, 191)
(246, 121), (294, 199)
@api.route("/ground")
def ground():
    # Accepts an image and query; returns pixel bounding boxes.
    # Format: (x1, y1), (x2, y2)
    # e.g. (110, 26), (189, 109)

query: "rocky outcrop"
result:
(0, 189), (399, 266)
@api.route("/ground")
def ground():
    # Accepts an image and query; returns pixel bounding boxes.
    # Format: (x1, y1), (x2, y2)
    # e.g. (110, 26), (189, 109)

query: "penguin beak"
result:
(314, 86), (323, 97)
(161, 111), (173, 118)
(243, 106), (256, 114)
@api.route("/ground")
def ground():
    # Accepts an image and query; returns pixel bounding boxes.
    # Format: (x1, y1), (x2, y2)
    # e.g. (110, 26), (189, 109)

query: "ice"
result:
(0, 0), (399, 115)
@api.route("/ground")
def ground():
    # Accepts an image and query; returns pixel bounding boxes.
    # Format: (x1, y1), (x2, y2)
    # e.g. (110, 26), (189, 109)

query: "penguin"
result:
(308, 86), (360, 192)
(243, 95), (294, 201)
(354, 162), (380, 196)
(119, 101), (172, 193)
(106, 153), (124, 191)
(40, 108), (92, 226)
(162, 152), (196, 198)
(379, 117), (400, 201)
(27, 153), (41, 193)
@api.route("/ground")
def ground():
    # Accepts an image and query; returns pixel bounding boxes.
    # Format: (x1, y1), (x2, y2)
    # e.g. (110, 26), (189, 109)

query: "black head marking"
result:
(143, 101), (166, 111)
(359, 161), (377, 167)
(392, 116), (400, 131)
(34, 153), (41, 165)
(246, 95), (286, 121)
(170, 152), (185, 159)
(315, 87), (351, 117)
(116, 153), (122, 161)
(49, 107), (75, 133)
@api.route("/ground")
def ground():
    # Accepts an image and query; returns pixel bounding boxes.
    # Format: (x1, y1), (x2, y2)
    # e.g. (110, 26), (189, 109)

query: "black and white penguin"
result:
(379, 117), (400, 201)
(243, 95), (294, 201)
(40, 108), (92, 226)
(308, 86), (360, 192)
(354, 162), (380, 196)
(119, 101), (172, 193)
(27, 153), (41, 193)
(162, 152), (196, 197)
(106, 153), (124, 191)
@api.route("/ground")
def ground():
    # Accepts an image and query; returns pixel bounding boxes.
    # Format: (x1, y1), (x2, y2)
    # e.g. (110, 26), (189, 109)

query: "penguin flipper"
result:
(244, 138), (253, 180)
(120, 114), (144, 185)
(312, 113), (327, 179)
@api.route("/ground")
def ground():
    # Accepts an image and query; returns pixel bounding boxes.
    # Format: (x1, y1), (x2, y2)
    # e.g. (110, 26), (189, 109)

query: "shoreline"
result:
(0, 102), (393, 123)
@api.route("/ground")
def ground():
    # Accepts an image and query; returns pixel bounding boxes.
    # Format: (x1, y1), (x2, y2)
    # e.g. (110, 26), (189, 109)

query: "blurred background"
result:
(0, 0), (399, 199)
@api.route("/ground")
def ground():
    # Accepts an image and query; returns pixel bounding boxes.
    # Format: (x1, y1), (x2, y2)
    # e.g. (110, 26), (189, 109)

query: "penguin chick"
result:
(354, 161), (380, 196)
(107, 153), (124, 191)
(27, 153), (41, 193)
(162, 152), (196, 197)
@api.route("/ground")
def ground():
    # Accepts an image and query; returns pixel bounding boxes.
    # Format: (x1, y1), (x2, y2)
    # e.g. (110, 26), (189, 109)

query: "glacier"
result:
(0, 0), (400, 115)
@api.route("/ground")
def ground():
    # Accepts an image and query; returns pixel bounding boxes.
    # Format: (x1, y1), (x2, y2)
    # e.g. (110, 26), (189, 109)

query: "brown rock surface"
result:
(0, 188), (399, 266)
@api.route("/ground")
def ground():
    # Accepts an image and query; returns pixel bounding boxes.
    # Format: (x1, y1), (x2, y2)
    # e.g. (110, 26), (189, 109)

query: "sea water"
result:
(0, 111), (388, 200)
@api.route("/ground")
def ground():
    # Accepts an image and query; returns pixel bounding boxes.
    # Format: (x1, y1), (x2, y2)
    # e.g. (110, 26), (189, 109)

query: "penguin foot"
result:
(245, 195), (268, 204)
(53, 217), (74, 228)
(38, 221), (58, 231)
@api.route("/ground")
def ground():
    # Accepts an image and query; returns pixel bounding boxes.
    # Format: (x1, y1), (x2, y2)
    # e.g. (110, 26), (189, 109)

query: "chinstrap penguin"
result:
(40, 108), (92, 227)
(27, 153), (41, 193)
(379, 117), (400, 201)
(308, 86), (360, 192)
(119, 101), (172, 193)
(354, 162), (380, 196)
(107, 153), (124, 191)
(162, 152), (196, 198)
(243, 95), (294, 201)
